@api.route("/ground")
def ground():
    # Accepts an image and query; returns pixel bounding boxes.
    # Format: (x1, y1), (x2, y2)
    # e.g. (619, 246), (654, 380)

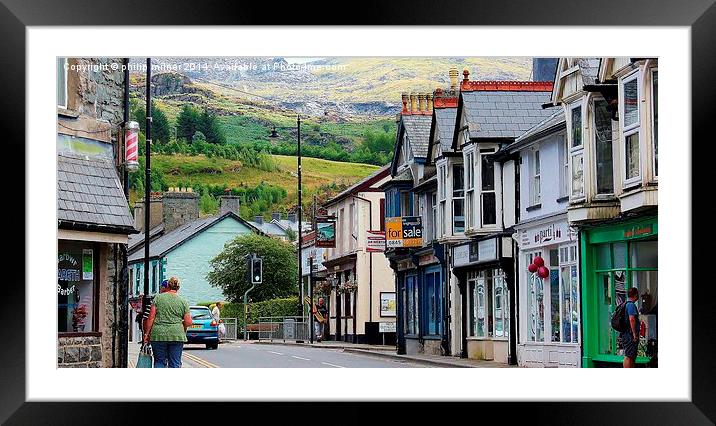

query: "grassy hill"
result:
(130, 153), (380, 218)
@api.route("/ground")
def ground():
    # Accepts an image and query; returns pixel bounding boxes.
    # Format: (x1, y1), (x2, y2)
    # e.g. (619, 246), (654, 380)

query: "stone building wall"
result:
(58, 336), (103, 368)
(67, 58), (126, 129)
(162, 191), (200, 233)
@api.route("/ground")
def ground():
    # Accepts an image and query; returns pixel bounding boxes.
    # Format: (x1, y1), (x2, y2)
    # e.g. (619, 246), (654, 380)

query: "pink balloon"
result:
(528, 263), (538, 273)
(533, 256), (545, 267)
(538, 266), (549, 279)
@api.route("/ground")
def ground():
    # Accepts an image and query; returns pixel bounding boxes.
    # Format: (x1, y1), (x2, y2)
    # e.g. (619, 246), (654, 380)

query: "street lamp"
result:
(268, 116), (304, 324)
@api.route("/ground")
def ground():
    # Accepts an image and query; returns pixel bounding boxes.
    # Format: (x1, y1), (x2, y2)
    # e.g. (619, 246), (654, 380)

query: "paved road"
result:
(181, 342), (427, 368)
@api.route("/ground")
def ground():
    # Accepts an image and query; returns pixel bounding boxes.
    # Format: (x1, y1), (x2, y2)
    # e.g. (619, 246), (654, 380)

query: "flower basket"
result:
(314, 281), (333, 296)
(340, 280), (358, 294)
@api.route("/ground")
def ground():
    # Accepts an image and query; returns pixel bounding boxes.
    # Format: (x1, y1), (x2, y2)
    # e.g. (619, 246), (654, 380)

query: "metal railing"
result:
(220, 318), (238, 340)
(256, 316), (310, 342)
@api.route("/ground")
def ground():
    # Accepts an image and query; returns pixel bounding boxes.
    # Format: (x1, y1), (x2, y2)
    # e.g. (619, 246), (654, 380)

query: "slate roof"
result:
(128, 211), (259, 262)
(514, 107), (565, 144)
(434, 107), (458, 152)
(128, 224), (164, 253)
(401, 114), (432, 158)
(57, 151), (136, 233)
(458, 90), (555, 141)
(577, 58), (600, 86)
(249, 221), (288, 237)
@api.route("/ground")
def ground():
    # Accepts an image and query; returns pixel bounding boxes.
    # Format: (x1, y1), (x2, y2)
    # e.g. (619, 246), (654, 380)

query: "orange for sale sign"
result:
(385, 216), (422, 248)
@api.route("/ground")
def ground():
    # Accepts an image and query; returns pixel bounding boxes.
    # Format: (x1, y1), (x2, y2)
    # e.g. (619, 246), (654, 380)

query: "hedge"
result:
(197, 297), (301, 328)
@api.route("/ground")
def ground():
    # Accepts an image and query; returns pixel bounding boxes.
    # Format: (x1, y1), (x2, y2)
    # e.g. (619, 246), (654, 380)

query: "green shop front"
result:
(580, 217), (658, 368)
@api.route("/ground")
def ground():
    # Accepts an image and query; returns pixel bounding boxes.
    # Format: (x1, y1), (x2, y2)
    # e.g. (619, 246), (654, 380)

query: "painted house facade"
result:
(322, 165), (394, 344)
(551, 57), (658, 367)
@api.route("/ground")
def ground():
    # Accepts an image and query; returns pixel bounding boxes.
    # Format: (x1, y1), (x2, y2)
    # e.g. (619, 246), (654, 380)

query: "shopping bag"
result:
(136, 343), (153, 368)
(218, 322), (226, 337)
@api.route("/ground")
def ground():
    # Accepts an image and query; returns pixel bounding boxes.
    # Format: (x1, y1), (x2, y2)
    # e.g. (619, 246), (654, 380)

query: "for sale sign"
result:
(385, 216), (423, 248)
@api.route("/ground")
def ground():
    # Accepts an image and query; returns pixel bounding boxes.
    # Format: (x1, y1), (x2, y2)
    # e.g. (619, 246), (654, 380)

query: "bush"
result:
(197, 297), (300, 329)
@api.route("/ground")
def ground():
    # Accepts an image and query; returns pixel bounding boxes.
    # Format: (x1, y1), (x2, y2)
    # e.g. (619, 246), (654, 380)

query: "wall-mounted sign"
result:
(624, 225), (654, 239)
(452, 237), (500, 267)
(453, 244), (471, 267)
(385, 216), (423, 248)
(477, 239), (497, 262)
(366, 230), (386, 252)
(379, 321), (397, 333)
(380, 292), (396, 317)
(316, 215), (336, 248)
(518, 220), (575, 249)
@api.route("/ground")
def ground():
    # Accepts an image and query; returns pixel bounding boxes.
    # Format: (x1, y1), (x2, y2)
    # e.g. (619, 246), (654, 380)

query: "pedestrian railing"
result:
(256, 316), (310, 342)
(221, 317), (238, 340)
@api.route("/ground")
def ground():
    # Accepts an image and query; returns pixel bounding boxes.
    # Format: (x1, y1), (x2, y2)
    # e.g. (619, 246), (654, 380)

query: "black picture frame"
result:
(2, 0), (712, 423)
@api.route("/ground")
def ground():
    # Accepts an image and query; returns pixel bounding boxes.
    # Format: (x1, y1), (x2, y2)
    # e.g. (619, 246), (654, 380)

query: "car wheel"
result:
(205, 344), (212, 349)
(212, 343), (219, 350)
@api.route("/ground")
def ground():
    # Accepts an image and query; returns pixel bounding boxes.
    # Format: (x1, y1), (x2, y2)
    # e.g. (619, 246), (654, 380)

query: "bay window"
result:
(465, 151), (475, 229)
(480, 151), (496, 225)
(530, 148), (541, 206)
(622, 73), (641, 184)
(594, 98), (614, 195)
(651, 69), (658, 178)
(452, 164), (465, 234)
(569, 103), (585, 198)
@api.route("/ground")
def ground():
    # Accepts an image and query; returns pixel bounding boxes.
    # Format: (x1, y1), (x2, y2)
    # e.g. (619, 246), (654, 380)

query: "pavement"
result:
(127, 342), (216, 368)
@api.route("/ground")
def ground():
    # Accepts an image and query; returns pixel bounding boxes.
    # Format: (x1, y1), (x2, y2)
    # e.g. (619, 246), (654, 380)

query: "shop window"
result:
(57, 58), (67, 108)
(527, 251), (544, 342)
(493, 270), (509, 338)
(594, 98), (615, 195)
(452, 164), (464, 233)
(405, 275), (418, 335)
(549, 249), (560, 342)
(558, 245), (580, 344)
(58, 241), (97, 333)
(423, 269), (442, 336)
(469, 269), (507, 339)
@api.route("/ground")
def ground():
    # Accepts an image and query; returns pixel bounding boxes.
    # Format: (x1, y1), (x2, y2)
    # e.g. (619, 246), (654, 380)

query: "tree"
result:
(152, 105), (171, 144)
(192, 131), (207, 144)
(198, 108), (226, 144)
(176, 104), (200, 142)
(207, 234), (298, 303)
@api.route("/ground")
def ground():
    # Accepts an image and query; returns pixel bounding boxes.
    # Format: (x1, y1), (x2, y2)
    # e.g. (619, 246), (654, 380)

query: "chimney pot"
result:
(418, 93), (426, 113)
(463, 69), (470, 83)
(410, 93), (418, 113)
(401, 92), (409, 113)
(426, 93), (434, 112)
(449, 68), (459, 89)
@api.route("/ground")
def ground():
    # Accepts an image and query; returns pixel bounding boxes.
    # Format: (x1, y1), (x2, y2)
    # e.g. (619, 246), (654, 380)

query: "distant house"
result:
(127, 191), (264, 341)
(247, 211), (311, 242)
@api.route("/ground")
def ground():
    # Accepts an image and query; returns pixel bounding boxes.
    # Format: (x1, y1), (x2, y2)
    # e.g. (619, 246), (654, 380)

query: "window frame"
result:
(465, 150), (475, 230)
(558, 134), (569, 198)
(621, 70), (642, 187)
(568, 101), (586, 201)
(592, 96), (616, 196)
(57, 57), (68, 109)
(479, 149), (497, 226)
(651, 68), (658, 180)
(530, 147), (541, 206)
(451, 163), (465, 235)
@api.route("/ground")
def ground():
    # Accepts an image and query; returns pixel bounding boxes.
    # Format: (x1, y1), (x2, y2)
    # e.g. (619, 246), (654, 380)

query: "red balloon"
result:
(538, 266), (549, 279)
(528, 263), (538, 273)
(533, 256), (544, 267)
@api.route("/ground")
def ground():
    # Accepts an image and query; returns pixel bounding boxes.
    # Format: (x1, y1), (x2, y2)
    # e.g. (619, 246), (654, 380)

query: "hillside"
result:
(130, 153), (380, 219)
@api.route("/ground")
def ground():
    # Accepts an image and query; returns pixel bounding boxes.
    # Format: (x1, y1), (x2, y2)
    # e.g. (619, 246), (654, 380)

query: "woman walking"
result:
(143, 277), (192, 368)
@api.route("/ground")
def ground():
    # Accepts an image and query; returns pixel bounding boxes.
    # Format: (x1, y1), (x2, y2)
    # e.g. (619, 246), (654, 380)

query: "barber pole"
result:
(124, 121), (140, 172)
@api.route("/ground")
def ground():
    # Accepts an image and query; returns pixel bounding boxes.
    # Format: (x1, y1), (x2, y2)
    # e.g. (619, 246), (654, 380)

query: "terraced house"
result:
(549, 57), (658, 368)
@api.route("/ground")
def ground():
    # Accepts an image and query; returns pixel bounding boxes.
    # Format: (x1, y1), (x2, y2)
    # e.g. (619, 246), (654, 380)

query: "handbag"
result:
(136, 343), (153, 368)
(218, 322), (226, 336)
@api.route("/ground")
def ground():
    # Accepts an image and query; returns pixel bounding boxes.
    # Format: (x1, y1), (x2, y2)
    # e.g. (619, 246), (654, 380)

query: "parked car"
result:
(186, 306), (219, 349)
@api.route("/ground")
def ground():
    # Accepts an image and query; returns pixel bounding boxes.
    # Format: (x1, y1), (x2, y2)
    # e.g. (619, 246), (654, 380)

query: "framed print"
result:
(3, 0), (715, 423)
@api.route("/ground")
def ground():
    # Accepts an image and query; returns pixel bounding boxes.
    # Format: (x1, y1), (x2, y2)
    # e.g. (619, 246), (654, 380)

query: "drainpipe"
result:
(353, 194), (373, 343)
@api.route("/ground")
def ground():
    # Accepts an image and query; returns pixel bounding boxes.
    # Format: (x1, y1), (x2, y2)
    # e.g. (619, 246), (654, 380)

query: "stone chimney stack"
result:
(449, 68), (459, 89)
(254, 215), (264, 225)
(162, 187), (199, 233)
(272, 212), (281, 221)
(426, 93), (434, 112)
(134, 193), (163, 232)
(418, 93), (426, 112)
(401, 92), (409, 113)
(410, 93), (418, 113)
(219, 195), (240, 216)
(287, 213), (297, 223)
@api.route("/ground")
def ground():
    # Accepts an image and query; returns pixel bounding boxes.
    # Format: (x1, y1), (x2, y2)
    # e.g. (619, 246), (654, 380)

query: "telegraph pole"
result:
(142, 57), (152, 339)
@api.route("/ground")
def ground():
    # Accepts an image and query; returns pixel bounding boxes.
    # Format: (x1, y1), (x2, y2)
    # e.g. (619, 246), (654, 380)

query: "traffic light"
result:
(251, 255), (262, 284)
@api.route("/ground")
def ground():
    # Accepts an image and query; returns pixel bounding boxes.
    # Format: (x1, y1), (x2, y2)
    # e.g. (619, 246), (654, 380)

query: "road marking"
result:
(321, 362), (345, 368)
(268, 351), (284, 355)
(183, 352), (220, 368)
(291, 356), (310, 361)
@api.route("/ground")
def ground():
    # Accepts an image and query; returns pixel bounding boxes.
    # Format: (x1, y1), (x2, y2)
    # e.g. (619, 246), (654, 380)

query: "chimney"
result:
(449, 68), (459, 89)
(463, 69), (470, 84)
(134, 194), (163, 232)
(162, 187), (199, 233)
(418, 93), (426, 112)
(287, 213), (297, 223)
(219, 195), (240, 216)
(410, 93), (418, 113)
(254, 215), (264, 225)
(426, 93), (434, 112)
(401, 92), (409, 113)
(272, 212), (281, 221)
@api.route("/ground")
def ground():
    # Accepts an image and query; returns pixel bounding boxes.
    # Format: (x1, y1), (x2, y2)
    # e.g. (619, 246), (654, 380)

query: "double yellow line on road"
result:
(183, 352), (220, 368)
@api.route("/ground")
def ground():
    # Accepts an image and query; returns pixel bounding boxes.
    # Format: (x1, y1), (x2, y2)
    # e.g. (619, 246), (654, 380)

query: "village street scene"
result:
(57, 57), (658, 368)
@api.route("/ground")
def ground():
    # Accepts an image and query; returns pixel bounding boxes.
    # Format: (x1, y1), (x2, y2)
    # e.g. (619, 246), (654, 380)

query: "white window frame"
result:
(464, 150), (475, 230)
(438, 163), (447, 237)
(492, 269), (509, 339)
(526, 251), (544, 342)
(57, 57), (68, 108)
(621, 70), (642, 188)
(651, 68), (658, 180)
(478, 149), (497, 226)
(530, 147), (541, 206)
(558, 134), (569, 198)
(568, 101), (585, 200)
(451, 163), (465, 235)
(431, 192), (438, 242)
(557, 243), (581, 345)
(592, 96), (616, 196)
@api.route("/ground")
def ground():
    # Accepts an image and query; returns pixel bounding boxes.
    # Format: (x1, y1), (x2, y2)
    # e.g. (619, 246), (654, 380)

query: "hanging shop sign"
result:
(366, 230), (386, 252)
(518, 220), (575, 249)
(315, 215), (336, 248)
(385, 216), (423, 248)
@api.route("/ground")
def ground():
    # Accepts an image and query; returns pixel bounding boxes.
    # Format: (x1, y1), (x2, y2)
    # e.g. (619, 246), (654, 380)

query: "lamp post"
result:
(269, 116), (304, 326)
(142, 57), (152, 341)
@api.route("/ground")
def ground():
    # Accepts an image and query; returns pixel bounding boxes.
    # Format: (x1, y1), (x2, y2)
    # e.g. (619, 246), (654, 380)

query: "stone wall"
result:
(162, 191), (199, 233)
(58, 336), (103, 368)
(67, 58), (126, 129)
(102, 243), (118, 367)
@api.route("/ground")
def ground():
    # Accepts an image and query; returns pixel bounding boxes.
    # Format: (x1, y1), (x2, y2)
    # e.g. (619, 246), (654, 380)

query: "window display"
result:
(468, 268), (508, 339)
(58, 241), (97, 333)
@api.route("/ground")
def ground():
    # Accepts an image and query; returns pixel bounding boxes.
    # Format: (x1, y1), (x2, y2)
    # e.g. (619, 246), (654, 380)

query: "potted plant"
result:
(72, 304), (88, 332)
(340, 279), (358, 294)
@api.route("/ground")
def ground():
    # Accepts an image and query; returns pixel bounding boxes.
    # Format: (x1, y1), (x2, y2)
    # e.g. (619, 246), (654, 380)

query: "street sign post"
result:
(243, 253), (261, 340)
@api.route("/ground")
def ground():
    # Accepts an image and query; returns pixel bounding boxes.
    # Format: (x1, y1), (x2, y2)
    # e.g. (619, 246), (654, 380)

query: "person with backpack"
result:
(619, 287), (641, 368)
